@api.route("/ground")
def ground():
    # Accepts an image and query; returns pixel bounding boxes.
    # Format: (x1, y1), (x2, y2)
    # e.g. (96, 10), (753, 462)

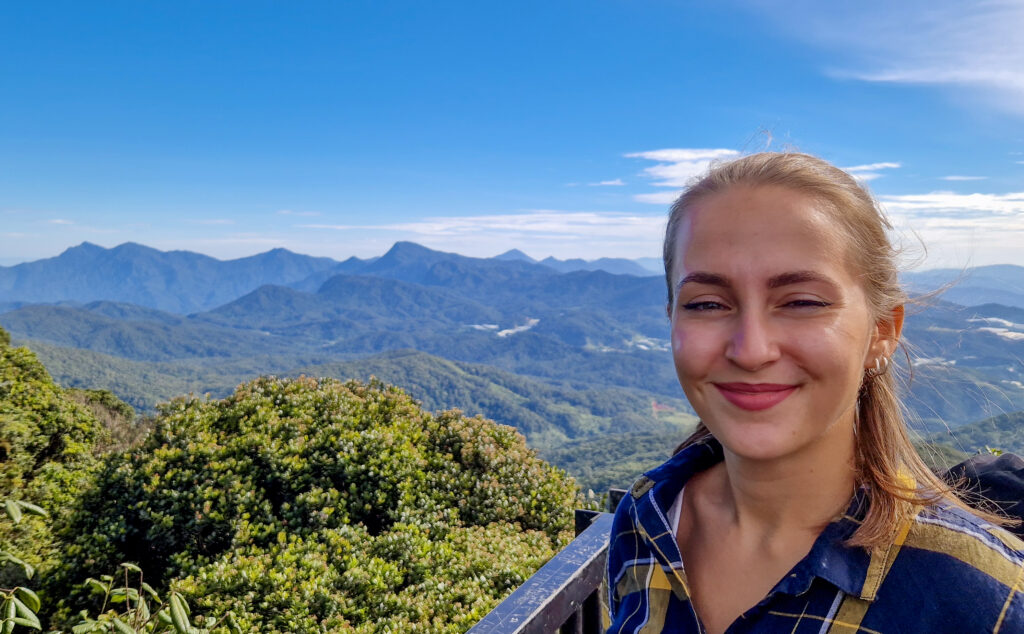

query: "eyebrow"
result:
(675, 270), (838, 293)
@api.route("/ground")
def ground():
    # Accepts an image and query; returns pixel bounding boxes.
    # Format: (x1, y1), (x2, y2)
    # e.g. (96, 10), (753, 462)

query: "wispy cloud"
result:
(841, 162), (901, 182)
(940, 175), (988, 181)
(743, 1), (1024, 115)
(190, 219), (235, 225)
(277, 209), (321, 217)
(47, 219), (74, 225)
(881, 190), (1024, 266)
(626, 148), (740, 204)
(588, 179), (626, 186)
(881, 191), (1024, 218)
(301, 210), (667, 258)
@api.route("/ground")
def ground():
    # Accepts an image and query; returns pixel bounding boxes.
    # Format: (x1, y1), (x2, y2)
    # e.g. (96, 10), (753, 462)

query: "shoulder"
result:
(859, 504), (1024, 631)
(888, 504), (1023, 621)
(904, 503), (1024, 573)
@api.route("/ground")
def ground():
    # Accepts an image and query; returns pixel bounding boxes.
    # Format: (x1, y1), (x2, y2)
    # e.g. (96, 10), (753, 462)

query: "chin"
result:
(710, 421), (812, 462)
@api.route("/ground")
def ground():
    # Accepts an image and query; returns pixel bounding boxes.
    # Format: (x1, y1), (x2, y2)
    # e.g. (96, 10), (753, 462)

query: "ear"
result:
(866, 304), (905, 366)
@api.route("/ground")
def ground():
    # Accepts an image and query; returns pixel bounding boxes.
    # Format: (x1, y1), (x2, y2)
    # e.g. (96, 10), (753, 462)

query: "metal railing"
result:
(468, 490), (625, 634)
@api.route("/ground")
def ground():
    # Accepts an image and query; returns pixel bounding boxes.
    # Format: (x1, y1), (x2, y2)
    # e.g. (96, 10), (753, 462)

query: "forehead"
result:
(673, 185), (857, 281)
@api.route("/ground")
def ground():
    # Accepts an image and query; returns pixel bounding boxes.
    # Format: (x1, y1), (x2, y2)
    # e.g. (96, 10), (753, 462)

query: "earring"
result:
(865, 356), (890, 378)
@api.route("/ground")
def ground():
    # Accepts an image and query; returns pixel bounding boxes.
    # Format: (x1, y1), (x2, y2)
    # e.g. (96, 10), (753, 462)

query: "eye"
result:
(783, 299), (831, 309)
(682, 300), (727, 311)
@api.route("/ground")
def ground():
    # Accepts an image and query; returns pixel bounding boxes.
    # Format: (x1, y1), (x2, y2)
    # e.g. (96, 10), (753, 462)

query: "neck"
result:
(713, 424), (857, 538)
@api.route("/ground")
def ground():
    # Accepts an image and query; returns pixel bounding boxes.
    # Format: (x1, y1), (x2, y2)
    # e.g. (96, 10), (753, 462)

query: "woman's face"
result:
(668, 184), (892, 463)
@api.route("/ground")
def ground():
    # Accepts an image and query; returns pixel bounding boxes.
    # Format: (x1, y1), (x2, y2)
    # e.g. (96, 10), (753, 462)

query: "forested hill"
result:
(926, 410), (1024, 455)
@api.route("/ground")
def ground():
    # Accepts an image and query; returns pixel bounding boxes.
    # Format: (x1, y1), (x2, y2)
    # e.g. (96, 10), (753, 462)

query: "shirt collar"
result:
(629, 436), (875, 599)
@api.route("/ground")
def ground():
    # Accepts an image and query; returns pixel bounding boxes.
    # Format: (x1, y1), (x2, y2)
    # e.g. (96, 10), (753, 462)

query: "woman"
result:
(605, 153), (1024, 633)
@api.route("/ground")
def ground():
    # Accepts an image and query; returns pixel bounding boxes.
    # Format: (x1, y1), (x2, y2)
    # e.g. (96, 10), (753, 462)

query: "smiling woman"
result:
(605, 153), (1024, 634)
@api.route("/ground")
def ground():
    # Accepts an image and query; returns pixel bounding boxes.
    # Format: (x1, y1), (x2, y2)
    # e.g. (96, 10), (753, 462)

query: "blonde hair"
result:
(665, 152), (1008, 548)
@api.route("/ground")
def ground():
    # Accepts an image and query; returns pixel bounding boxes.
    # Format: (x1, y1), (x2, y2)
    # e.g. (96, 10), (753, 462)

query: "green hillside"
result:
(23, 339), (696, 452)
(925, 410), (1024, 455)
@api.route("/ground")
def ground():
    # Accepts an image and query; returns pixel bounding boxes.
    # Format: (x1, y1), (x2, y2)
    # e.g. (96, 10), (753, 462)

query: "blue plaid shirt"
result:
(606, 438), (1024, 633)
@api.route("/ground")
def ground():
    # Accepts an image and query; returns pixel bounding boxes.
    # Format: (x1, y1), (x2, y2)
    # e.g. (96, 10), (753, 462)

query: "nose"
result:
(725, 311), (780, 371)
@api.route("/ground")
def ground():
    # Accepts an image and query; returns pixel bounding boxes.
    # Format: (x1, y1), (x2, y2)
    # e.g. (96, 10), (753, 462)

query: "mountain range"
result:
(2, 241), (1022, 487)
(0, 241), (660, 313)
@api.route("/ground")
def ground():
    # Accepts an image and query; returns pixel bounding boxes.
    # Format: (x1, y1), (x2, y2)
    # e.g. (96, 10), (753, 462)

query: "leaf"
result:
(15, 501), (47, 518)
(168, 594), (191, 633)
(10, 596), (41, 629)
(111, 617), (136, 634)
(0, 552), (35, 579)
(14, 587), (40, 613)
(3, 500), (22, 525)
(3, 597), (16, 634)
(12, 616), (43, 630)
(157, 609), (173, 625)
(119, 562), (142, 573)
(86, 578), (109, 595)
(140, 582), (160, 602)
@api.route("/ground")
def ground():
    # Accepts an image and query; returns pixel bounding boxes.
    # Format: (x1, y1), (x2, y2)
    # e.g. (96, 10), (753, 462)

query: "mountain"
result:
(538, 256), (656, 277)
(633, 257), (663, 275)
(0, 304), (298, 361)
(0, 242), (341, 313)
(493, 248), (536, 263)
(925, 410), (1024, 456)
(903, 264), (1024, 309)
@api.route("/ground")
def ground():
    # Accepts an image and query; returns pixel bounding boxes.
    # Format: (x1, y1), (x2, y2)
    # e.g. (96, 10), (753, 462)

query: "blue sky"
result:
(2, 0), (1023, 267)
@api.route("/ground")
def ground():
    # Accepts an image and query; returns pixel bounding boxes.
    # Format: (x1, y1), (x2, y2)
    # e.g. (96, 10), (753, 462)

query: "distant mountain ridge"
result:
(903, 264), (1024, 310)
(0, 241), (661, 312)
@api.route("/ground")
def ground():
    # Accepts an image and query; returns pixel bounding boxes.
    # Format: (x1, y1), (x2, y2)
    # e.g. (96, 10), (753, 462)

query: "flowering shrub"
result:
(47, 375), (577, 632)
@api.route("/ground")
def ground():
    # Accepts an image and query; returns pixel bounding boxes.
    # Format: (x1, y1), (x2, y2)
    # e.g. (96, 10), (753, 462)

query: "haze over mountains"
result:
(2, 241), (1023, 486)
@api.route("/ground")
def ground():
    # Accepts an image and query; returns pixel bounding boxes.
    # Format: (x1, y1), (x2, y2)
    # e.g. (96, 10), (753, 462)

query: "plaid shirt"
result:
(606, 438), (1024, 633)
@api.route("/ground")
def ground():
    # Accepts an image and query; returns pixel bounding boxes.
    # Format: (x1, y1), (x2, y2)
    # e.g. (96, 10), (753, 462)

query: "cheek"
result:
(670, 321), (717, 373)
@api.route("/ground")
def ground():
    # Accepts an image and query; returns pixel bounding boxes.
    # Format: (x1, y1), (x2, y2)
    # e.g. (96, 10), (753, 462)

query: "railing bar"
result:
(468, 513), (614, 633)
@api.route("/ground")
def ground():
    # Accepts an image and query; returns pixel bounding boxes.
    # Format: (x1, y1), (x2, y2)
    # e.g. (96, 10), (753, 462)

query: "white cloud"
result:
(626, 148), (740, 204)
(841, 161), (901, 182)
(190, 219), (235, 225)
(742, 1), (1024, 115)
(842, 162), (902, 172)
(633, 192), (679, 205)
(881, 191), (1024, 218)
(881, 190), (1024, 267)
(300, 210), (667, 259)
(940, 175), (988, 181)
(47, 219), (74, 225)
(588, 179), (626, 186)
(277, 209), (321, 217)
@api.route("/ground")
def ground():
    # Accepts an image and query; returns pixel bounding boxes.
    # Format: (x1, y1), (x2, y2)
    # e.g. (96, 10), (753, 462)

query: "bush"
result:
(0, 327), (106, 591)
(47, 375), (578, 632)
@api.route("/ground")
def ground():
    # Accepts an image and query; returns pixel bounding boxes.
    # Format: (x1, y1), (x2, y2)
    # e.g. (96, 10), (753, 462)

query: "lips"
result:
(713, 382), (797, 411)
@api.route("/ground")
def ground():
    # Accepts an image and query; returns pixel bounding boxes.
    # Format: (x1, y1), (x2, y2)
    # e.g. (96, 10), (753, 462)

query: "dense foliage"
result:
(45, 374), (578, 632)
(0, 326), (106, 591)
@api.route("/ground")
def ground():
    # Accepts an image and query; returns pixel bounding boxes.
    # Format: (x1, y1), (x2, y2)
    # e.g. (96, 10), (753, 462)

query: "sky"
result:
(1, 0), (1023, 269)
